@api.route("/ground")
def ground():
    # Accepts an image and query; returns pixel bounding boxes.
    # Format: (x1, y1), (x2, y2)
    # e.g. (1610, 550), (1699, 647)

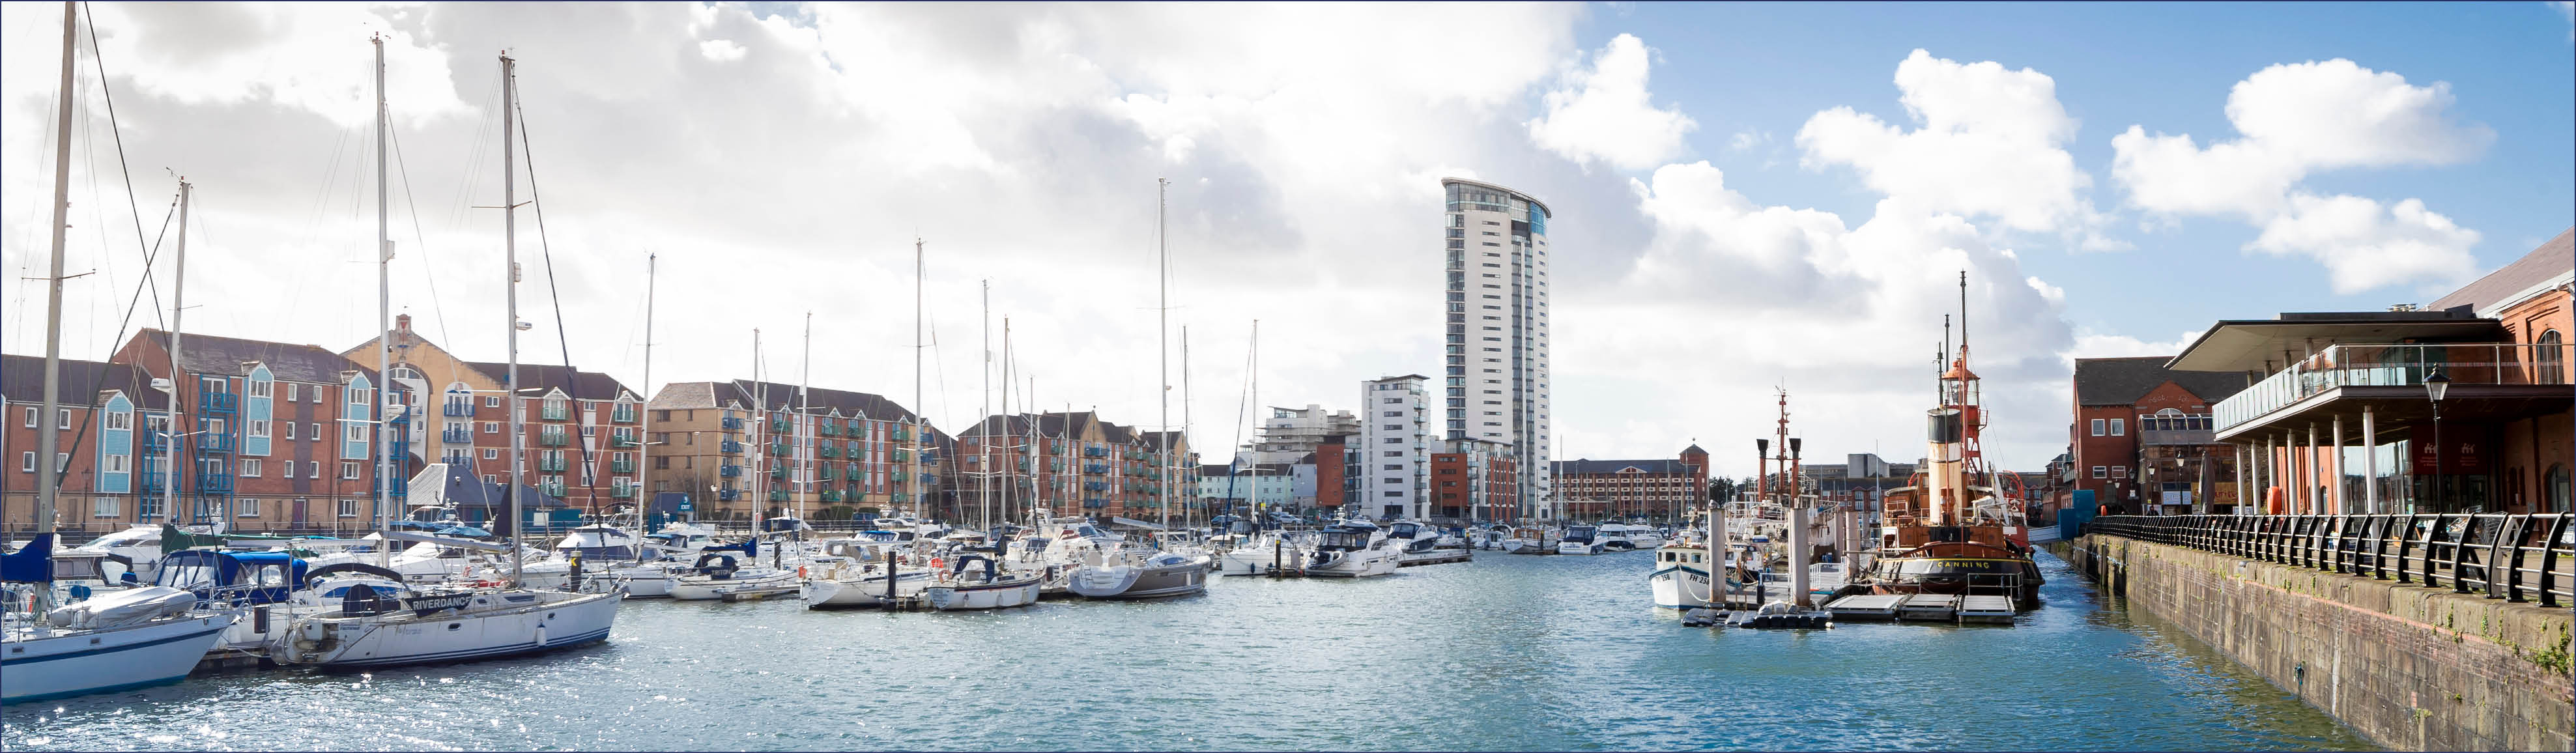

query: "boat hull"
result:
(1306, 550), (1399, 578)
(1067, 561), (1206, 599)
(2, 614), (236, 704)
(273, 590), (622, 669)
(923, 576), (1041, 610)
(669, 570), (797, 601)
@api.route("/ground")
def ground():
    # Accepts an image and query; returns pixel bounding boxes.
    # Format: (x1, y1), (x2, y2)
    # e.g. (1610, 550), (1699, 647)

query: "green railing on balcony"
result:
(768, 489), (788, 503)
(846, 462), (861, 476)
(539, 457), (568, 472)
(611, 406), (638, 423)
(892, 471), (909, 483)
(768, 442), (790, 456)
(893, 450), (911, 462)
(893, 428), (911, 441)
(822, 489), (843, 502)
(770, 418), (790, 433)
(543, 482), (566, 496)
(610, 459), (637, 473)
(820, 444), (840, 459)
(2214, 342), (2572, 433)
(611, 436), (639, 449)
(820, 421), (840, 436)
(610, 486), (637, 499)
(769, 466), (788, 479)
(539, 432), (568, 447)
(541, 405), (571, 421)
(820, 466), (838, 481)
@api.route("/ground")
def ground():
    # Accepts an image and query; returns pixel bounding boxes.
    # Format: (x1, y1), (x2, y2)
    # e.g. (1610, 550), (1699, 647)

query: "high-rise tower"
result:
(1440, 178), (1551, 517)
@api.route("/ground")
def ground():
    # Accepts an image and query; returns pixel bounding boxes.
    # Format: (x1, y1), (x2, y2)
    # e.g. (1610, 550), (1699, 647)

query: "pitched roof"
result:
(139, 329), (370, 384)
(2430, 228), (2573, 315)
(645, 381), (718, 410)
(464, 362), (633, 402)
(0, 355), (163, 409)
(721, 379), (919, 423)
(1554, 458), (1695, 475)
(2072, 356), (2248, 406)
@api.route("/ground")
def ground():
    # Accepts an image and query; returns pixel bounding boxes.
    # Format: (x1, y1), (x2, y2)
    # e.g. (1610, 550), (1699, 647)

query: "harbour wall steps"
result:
(2048, 535), (2572, 752)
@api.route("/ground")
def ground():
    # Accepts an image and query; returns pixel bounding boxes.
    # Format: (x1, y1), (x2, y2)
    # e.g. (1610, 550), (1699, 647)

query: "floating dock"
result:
(1896, 593), (1958, 621)
(1955, 595), (2016, 623)
(1823, 594), (1903, 621)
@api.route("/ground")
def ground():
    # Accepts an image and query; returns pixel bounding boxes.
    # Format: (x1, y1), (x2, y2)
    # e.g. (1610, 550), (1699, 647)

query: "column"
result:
(2306, 423), (2319, 514)
(2330, 416), (2345, 515)
(2235, 443), (2250, 513)
(2361, 406), (2378, 515)
(2267, 433), (2280, 514)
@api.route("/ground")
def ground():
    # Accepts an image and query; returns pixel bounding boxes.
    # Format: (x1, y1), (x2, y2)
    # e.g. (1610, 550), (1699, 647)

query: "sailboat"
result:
(1066, 178), (1208, 599)
(272, 48), (620, 668)
(1, 5), (238, 703)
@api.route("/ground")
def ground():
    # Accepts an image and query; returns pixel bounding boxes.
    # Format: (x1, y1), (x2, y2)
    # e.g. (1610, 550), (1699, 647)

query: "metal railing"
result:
(2086, 513), (2574, 607)
(2214, 342), (2570, 433)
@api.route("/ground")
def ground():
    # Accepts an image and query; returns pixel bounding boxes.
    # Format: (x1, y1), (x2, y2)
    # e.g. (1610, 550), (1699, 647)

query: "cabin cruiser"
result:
(1650, 543), (1752, 609)
(1216, 529), (1311, 576)
(1598, 523), (1663, 552)
(922, 553), (1041, 610)
(1065, 547), (1210, 599)
(1502, 526), (1554, 554)
(2, 535), (238, 703)
(1555, 526), (1605, 555)
(1386, 521), (1470, 566)
(1306, 521), (1401, 578)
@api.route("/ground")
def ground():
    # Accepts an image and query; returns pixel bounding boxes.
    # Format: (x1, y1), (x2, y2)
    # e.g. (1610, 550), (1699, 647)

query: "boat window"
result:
(159, 563), (220, 591)
(253, 564), (287, 588)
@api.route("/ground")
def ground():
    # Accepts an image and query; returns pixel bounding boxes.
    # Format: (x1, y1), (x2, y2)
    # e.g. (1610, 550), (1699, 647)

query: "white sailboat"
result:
(1064, 178), (1208, 599)
(273, 48), (620, 668)
(2, 7), (238, 703)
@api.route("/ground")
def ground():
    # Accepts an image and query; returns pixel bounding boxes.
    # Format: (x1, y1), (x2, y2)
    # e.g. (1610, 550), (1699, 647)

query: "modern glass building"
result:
(1441, 178), (1551, 517)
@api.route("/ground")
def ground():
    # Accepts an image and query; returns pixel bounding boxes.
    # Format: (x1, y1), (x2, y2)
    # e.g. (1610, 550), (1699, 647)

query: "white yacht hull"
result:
(1556, 541), (1605, 556)
(1397, 548), (1472, 566)
(668, 569), (798, 601)
(800, 571), (929, 608)
(1649, 565), (1749, 609)
(1502, 539), (1548, 554)
(1304, 550), (1399, 578)
(1066, 561), (1207, 599)
(1217, 546), (1308, 576)
(272, 590), (621, 669)
(2, 613), (236, 703)
(923, 576), (1041, 610)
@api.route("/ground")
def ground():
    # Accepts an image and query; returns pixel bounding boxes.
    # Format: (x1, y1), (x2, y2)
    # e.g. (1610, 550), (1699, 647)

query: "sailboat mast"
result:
(373, 33), (392, 535)
(1001, 317), (1012, 524)
(753, 330), (764, 512)
(911, 237), (923, 520)
(1157, 177), (1170, 531)
(642, 253), (657, 530)
(980, 279), (991, 531)
(164, 179), (189, 526)
(1181, 325), (1192, 527)
(800, 311), (812, 524)
(501, 51), (524, 584)
(35, 0), (76, 542)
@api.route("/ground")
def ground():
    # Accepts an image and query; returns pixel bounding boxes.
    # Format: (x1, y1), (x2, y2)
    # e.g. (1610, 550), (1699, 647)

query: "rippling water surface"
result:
(3, 550), (2370, 751)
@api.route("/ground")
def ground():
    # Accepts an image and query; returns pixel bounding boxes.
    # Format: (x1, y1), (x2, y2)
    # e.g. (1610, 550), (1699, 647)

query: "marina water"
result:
(2, 552), (2368, 751)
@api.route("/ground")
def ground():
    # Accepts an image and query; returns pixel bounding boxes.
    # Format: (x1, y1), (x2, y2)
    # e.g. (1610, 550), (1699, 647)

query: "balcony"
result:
(441, 429), (472, 444)
(822, 490), (843, 503)
(769, 466), (788, 479)
(611, 436), (639, 449)
(611, 406), (638, 423)
(539, 457), (568, 472)
(195, 470), (234, 494)
(722, 416), (745, 431)
(892, 472), (909, 483)
(542, 482), (566, 497)
(2212, 342), (2571, 438)
(541, 405), (570, 421)
(610, 486), (636, 499)
(770, 418), (790, 433)
(820, 466), (839, 481)
(768, 490), (788, 503)
(199, 390), (238, 414)
(610, 459), (637, 473)
(819, 421), (840, 436)
(721, 440), (744, 455)
(768, 442), (789, 456)
(846, 462), (861, 476)
(720, 464), (743, 477)
(893, 450), (911, 462)
(893, 429), (911, 441)
(1083, 447), (1106, 457)
(539, 433), (568, 447)
(820, 445), (840, 459)
(442, 401), (474, 418)
(2140, 427), (2217, 446)
(1084, 463), (1108, 474)
(718, 489), (740, 502)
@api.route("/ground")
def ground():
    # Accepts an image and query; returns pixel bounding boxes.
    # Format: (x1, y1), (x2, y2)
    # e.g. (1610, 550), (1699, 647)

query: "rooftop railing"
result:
(2086, 513), (2573, 608)
(2214, 343), (2569, 433)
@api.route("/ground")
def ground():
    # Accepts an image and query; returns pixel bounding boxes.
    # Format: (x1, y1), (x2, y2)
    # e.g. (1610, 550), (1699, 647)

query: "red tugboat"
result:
(1860, 274), (2044, 609)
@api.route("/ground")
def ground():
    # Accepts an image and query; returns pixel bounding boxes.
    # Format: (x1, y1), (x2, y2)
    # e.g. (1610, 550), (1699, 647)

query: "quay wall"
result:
(2048, 535), (2573, 752)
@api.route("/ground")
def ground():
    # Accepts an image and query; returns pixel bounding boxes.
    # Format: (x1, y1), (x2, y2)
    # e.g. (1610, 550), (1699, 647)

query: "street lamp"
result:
(2423, 369), (2450, 513)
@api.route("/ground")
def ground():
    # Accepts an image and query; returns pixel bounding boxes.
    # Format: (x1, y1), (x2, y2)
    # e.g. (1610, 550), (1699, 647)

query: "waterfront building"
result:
(952, 411), (1193, 524)
(2068, 358), (2247, 515)
(1195, 461), (1300, 511)
(1359, 374), (1433, 519)
(1245, 405), (1358, 465)
(1313, 434), (1348, 511)
(1441, 178), (1554, 510)
(107, 330), (383, 530)
(2167, 229), (2571, 515)
(1803, 453), (1916, 511)
(1, 356), (158, 532)
(1550, 445), (1708, 522)
(647, 380), (934, 522)
(1430, 438), (1518, 522)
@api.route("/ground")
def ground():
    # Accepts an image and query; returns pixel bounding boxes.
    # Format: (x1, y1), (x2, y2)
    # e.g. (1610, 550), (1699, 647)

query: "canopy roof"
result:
(2164, 311), (2504, 373)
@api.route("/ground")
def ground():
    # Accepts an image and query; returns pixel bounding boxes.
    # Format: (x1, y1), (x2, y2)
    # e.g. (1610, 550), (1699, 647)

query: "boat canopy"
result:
(155, 549), (309, 604)
(1, 533), (55, 582)
(159, 523), (307, 555)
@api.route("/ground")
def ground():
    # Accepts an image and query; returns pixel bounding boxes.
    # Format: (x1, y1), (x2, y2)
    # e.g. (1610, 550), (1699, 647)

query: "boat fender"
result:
(797, 565), (808, 578)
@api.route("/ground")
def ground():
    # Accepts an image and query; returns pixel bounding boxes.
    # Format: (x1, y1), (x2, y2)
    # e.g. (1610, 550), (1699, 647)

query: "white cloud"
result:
(1796, 50), (2102, 237)
(698, 38), (747, 62)
(1526, 33), (1696, 171)
(2246, 193), (2480, 293)
(2063, 329), (2203, 365)
(2110, 58), (2491, 292)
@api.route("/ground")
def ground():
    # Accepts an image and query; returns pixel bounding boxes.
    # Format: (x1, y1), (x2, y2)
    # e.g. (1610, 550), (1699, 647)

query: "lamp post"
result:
(2423, 369), (2450, 514)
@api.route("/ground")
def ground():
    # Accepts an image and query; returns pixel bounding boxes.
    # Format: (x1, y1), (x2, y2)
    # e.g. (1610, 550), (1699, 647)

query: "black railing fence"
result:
(2085, 513), (2574, 608)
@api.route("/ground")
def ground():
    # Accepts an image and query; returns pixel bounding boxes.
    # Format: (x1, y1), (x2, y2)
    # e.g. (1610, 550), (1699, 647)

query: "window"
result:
(55, 453), (69, 473)
(101, 454), (127, 475)
(313, 386), (326, 403)
(236, 498), (261, 518)
(341, 461), (361, 479)
(1384, 451), (1402, 457)
(281, 462), (296, 479)
(91, 496), (120, 519)
(484, 448), (499, 459)
(2111, 466), (2128, 478)
(21, 406), (34, 428)
(2540, 330), (2564, 384)
(485, 396), (501, 407)
(1384, 397), (1403, 404)
(1384, 490), (1403, 497)
(250, 380), (272, 399)
(2109, 418), (2125, 436)
(1382, 424), (1401, 431)
(248, 419), (268, 438)
(2089, 419), (2106, 436)
(337, 498), (360, 518)
(307, 461), (320, 478)
(2091, 466), (2108, 479)
(282, 422), (296, 440)
(308, 423), (321, 441)
(58, 408), (72, 429)
(345, 424), (367, 442)
(484, 422), (500, 434)
(104, 410), (133, 431)
(239, 459), (261, 477)
(1382, 410), (1401, 417)
(18, 451), (32, 472)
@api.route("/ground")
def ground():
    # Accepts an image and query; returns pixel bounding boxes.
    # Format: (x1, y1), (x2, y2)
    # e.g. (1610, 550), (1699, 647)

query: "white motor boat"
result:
(1306, 521), (1401, 578)
(921, 554), (1040, 610)
(1065, 548), (1209, 599)
(1599, 523), (1663, 552)
(1501, 526), (1554, 554)
(271, 583), (622, 668)
(1216, 530), (1311, 576)
(1556, 526), (1606, 556)
(1387, 521), (1470, 566)
(1648, 541), (1751, 609)
(3, 536), (237, 704)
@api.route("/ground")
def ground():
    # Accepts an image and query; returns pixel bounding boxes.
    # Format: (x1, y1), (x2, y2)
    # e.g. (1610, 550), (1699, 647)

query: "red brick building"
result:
(1430, 438), (1518, 522)
(1551, 444), (1710, 522)
(2070, 358), (2246, 514)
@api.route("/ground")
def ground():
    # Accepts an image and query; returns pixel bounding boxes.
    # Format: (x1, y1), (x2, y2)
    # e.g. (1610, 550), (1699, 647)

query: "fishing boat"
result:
(1304, 520), (1401, 578)
(1648, 513), (1753, 609)
(1853, 274), (2043, 608)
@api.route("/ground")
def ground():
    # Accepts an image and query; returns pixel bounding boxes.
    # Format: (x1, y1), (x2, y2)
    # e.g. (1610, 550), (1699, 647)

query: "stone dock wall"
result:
(2048, 535), (2573, 752)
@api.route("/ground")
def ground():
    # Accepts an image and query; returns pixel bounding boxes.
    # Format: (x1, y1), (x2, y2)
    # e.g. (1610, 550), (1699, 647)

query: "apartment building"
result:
(1442, 178), (1554, 507)
(107, 330), (385, 529)
(1429, 438), (1519, 522)
(1552, 445), (1710, 522)
(952, 412), (1194, 525)
(343, 314), (642, 516)
(647, 380), (935, 522)
(1358, 375), (1433, 519)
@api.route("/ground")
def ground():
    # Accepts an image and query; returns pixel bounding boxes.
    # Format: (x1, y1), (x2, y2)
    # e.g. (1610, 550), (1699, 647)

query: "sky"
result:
(2, 2), (2569, 479)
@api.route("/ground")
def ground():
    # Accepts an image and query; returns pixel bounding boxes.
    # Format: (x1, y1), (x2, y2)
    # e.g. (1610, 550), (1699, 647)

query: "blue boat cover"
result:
(1, 533), (54, 582)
